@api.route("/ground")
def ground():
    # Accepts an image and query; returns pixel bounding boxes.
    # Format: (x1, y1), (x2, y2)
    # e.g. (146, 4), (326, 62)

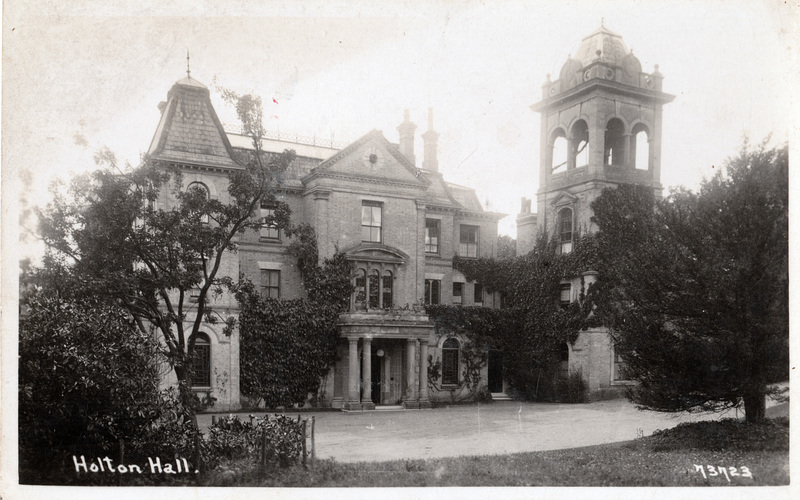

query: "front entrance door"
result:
(488, 349), (503, 393)
(371, 348), (382, 404)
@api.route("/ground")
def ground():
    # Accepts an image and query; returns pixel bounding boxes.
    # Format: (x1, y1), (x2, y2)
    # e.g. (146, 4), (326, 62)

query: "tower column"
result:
(361, 338), (375, 410)
(403, 338), (419, 409)
(418, 339), (431, 408)
(346, 337), (361, 410)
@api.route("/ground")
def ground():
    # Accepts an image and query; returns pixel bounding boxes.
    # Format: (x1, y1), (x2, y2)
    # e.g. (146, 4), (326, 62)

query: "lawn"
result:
(202, 416), (789, 487)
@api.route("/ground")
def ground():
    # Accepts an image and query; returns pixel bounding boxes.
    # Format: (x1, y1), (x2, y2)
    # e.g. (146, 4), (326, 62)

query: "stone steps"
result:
(491, 392), (513, 401)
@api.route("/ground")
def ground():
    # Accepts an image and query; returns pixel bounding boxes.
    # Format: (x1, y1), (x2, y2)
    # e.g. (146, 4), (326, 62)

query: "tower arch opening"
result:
(570, 120), (589, 168)
(549, 129), (568, 174)
(604, 118), (626, 166)
(632, 123), (650, 170)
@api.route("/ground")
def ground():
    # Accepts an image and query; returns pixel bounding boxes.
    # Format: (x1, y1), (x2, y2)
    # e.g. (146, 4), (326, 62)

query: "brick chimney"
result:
(422, 108), (439, 172)
(397, 109), (417, 165)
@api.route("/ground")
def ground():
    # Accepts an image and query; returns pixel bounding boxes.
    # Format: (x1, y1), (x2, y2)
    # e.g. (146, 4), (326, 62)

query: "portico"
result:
(334, 311), (433, 410)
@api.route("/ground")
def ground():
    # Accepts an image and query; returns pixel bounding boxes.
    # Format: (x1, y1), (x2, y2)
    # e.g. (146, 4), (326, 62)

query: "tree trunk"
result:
(743, 389), (766, 423)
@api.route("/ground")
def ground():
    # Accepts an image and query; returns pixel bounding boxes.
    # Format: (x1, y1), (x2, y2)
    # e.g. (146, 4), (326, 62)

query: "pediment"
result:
(550, 191), (579, 207)
(343, 243), (410, 265)
(305, 130), (427, 188)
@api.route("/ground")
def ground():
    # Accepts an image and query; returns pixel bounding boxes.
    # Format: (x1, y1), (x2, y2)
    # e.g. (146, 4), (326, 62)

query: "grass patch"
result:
(200, 417), (789, 487)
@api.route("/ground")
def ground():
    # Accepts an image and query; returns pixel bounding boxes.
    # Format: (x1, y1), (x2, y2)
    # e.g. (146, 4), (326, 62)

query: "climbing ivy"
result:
(427, 233), (597, 401)
(237, 224), (353, 408)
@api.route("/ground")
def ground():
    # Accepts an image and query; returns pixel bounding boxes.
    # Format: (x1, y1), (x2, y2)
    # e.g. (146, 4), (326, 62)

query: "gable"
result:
(307, 131), (427, 188)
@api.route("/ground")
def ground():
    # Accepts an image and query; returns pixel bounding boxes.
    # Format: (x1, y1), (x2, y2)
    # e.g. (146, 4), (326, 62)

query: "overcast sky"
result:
(3, 0), (797, 251)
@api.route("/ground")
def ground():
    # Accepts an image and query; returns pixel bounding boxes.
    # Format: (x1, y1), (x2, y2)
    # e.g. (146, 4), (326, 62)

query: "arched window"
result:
(632, 124), (650, 170)
(557, 207), (573, 254)
(550, 129), (568, 173)
(442, 338), (460, 385)
(368, 270), (380, 309)
(354, 269), (367, 308)
(382, 271), (393, 309)
(191, 333), (211, 387)
(187, 182), (210, 224)
(570, 120), (589, 168)
(604, 118), (626, 166)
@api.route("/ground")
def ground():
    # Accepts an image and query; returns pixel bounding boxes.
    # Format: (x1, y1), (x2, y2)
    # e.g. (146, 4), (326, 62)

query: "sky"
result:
(2, 0), (797, 256)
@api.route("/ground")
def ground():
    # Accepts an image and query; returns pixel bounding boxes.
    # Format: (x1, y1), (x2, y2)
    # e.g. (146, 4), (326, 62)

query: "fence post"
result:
(301, 419), (307, 468)
(311, 416), (316, 463)
(118, 439), (125, 486)
(212, 415), (216, 425)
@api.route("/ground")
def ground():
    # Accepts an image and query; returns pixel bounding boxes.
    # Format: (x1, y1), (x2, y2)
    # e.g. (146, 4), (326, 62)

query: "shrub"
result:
(205, 414), (306, 470)
(553, 372), (588, 403)
(18, 293), (163, 484)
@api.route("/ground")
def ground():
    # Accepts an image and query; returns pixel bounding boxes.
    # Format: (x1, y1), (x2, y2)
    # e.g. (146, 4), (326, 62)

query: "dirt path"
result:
(198, 397), (784, 463)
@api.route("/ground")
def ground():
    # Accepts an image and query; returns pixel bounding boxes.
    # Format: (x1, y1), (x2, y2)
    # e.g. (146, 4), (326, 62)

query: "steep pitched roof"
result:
(147, 77), (241, 169)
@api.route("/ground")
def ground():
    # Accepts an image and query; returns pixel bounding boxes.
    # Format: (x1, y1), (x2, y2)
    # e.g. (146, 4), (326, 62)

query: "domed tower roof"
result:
(574, 24), (629, 67)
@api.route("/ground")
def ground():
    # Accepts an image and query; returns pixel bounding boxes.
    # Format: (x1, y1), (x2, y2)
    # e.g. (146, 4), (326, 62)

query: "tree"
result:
(36, 91), (296, 421)
(591, 140), (788, 423)
(19, 291), (162, 482)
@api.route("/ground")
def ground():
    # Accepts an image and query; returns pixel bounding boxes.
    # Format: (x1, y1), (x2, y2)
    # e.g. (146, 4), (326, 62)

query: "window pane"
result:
(368, 271), (380, 309)
(442, 339), (459, 385)
(559, 283), (572, 308)
(432, 280), (440, 305)
(474, 283), (483, 303)
(382, 272), (393, 308)
(453, 282), (463, 302)
(372, 206), (381, 225)
(191, 336), (211, 387)
(355, 270), (366, 307)
(361, 206), (372, 225)
(425, 219), (440, 253)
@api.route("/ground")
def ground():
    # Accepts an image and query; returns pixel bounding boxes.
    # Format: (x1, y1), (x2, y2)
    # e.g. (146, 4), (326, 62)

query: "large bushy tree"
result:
(19, 291), (162, 482)
(591, 140), (788, 423)
(36, 91), (296, 419)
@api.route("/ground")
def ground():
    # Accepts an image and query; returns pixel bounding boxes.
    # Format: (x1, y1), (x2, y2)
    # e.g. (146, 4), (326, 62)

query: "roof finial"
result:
(186, 49), (191, 79)
(601, 17), (604, 27)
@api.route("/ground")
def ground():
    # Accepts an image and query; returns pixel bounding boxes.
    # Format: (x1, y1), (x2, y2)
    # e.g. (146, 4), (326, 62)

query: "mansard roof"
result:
(147, 77), (241, 169)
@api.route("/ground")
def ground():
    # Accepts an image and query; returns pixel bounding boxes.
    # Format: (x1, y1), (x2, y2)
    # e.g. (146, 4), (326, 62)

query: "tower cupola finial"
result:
(186, 50), (191, 78)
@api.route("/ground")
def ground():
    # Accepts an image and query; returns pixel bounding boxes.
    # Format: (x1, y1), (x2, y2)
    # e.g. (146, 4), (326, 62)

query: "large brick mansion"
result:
(148, 23), (672, 410)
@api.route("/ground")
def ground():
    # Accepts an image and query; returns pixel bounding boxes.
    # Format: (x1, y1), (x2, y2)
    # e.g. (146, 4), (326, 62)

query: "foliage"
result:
(236, 294), (341, 408)
(237, 219), (353, 408)
(34, 88), (297, 419)
(649, 417), (789, 452)
(552, 371), (588, 403)
(591, 139), (788, 423)
(495, 234), (517, 259)
(205, 414), (305, 469)
(427, 234), (596, 400)
(18, 292), (163, 483)
(286, 224), (354, 309)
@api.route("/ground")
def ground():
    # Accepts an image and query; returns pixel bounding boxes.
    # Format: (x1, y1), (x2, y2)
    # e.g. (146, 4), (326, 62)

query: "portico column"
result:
(418, 339), (431, 408)
(403, 338), (419, 409)
(361, 338), (375, 409)
(346, 338), (360, 410)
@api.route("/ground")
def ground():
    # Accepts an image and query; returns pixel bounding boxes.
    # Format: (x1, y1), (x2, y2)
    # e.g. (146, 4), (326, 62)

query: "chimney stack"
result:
(397, 109), (417, 165)
(422, 108), (439, 172)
